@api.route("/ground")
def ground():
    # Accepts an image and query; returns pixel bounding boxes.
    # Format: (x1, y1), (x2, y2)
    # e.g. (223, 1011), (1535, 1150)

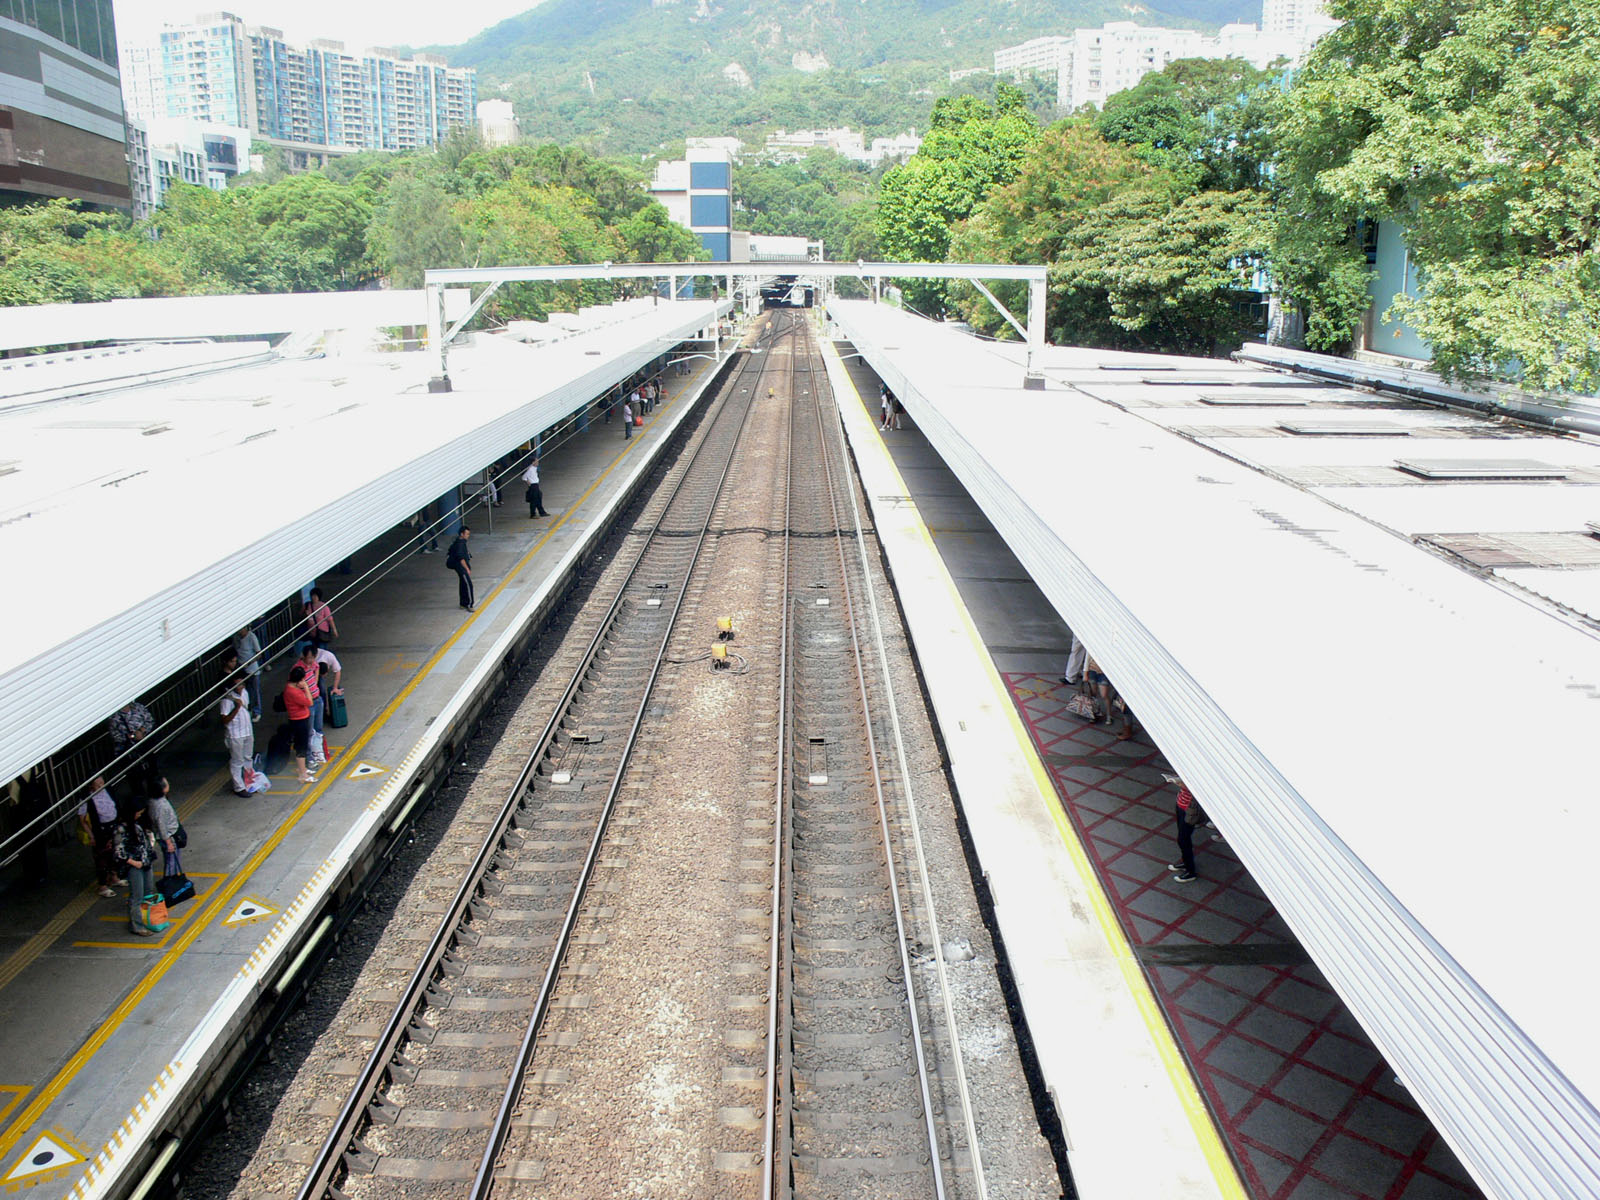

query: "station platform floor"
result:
(0, 355), (722, 1197)
(827, 339), (1485, 1200)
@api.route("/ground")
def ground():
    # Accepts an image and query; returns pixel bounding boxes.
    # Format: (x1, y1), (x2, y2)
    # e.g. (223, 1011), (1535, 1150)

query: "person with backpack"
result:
(447, 525), (474, 611)
(114, 794), (159, 936)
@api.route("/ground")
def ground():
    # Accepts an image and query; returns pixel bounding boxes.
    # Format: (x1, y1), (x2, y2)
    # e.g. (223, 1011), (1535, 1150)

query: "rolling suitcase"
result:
(327, 691), (348, 729)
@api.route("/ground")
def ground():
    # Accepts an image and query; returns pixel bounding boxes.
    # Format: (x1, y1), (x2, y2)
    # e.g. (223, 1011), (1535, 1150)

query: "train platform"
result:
(0, 347), (730, 1199)
(822, 328), (1486, 1199)
(824, 298), (1600, 1199)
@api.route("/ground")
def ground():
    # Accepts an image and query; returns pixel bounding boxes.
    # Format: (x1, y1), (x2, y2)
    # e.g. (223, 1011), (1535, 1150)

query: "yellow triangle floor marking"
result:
(3, 1128), (87, 1190)
(222, 896), (277, 928)
(347, 761), (387, 779)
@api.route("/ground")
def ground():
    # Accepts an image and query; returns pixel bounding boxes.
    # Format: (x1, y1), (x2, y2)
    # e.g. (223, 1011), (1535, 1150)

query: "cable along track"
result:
(298, 321), (787, 1200)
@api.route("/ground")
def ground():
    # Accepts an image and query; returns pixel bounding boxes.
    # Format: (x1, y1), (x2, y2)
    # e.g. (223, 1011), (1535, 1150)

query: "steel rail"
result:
(466, 316), (795, 1198)
(804, 332), (950, 1200)
(823, 322), (990, 1198)
(761, 310), (800, 1196)
(296, 335), (772, 1200)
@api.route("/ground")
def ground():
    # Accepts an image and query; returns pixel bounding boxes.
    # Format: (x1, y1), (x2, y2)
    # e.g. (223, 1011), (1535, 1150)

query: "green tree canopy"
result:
(1096, 56), (1284, 192)
(876, 85), (1039, 265)
(1273, 0), (1600, 390)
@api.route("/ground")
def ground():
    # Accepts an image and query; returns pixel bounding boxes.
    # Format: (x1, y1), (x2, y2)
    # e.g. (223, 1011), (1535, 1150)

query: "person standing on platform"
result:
(220, 674), (254, 795)
(108, 700), (153, 756)
(78, 776), (119, 896)
(1170, 779), (1203, 883)
(234, 626), (264, 720)
(148, 777), (181, 879)
(1061, 632), (1086, 687)
(879, 386), (892, 431)
(304, 588), (338, 649)
(298, 644), (341, 769)
(447, 526), (475, 611)
(114, 794), (158, 935)
(622, 396), (634, 440)
(283, 665), (316, 784)
(523, 458), (549, 518)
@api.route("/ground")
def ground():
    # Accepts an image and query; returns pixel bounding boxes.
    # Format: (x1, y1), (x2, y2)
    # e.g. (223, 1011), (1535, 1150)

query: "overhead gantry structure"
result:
(422, 261), (1050, 390)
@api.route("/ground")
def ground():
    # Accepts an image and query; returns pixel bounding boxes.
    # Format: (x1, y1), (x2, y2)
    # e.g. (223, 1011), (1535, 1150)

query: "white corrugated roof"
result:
(0, 297), (727, 786)
(829, 299), (1600, 1199)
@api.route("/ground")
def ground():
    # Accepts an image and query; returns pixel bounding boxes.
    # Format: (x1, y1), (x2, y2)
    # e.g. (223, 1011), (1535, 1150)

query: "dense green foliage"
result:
(734, 152), (879, 260)
(0, 141), (703, 323)
(1273, 0), (1600, 390)
(450, 0), (1248, 156)
(930, 68), (1276, 355)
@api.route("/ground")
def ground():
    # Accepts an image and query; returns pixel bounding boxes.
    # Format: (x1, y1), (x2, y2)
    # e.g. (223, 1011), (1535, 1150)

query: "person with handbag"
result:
(148, 777), (182, 879)
(114, 794), (159, 935)
(1169, 780), (1203, 883)
(303, 588), (338, 648)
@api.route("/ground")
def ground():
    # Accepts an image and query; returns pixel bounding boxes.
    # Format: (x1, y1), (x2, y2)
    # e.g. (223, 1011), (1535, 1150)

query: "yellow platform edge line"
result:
(0, 406), (660, 1166)
(821, 333), (1248, 1199)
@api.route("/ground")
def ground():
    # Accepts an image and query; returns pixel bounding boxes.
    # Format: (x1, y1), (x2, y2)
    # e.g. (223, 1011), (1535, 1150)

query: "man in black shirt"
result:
(446, 526), (474, 612)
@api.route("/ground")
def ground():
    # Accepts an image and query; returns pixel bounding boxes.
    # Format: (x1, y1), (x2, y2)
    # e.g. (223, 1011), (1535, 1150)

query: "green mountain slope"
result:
(449, 0), (1260, 154)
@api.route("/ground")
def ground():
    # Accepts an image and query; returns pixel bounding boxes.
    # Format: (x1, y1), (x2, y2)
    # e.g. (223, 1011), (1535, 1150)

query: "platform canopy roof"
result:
(0, 295), (727, 793)
(828, 299), (1600, 1200)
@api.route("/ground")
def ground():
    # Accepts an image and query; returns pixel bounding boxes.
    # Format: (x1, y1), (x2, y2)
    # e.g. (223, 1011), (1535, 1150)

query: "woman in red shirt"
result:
(283, 665), (316, 783)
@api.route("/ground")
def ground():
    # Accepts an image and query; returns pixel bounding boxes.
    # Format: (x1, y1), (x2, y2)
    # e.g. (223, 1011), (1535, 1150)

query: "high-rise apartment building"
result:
(1262, 0), (1332, 42)
(1, 0), (130, 208)
(1059, 22), (1204, 110)
(121, 12), (476, 157)
(993, 36), (1072, 81)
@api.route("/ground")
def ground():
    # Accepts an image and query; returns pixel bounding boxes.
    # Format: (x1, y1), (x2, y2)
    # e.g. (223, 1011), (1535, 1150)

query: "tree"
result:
(1097, 57), (1284, 192)
(617, 202), (705, 262)
(249, 173), (373, 290)
(0, 200), (176, 307)
(1054, 188), (1272, 354)
(367, 174), (469, 287)
(944, 122), (1164, 336)
(1272, 0), (1600, 390)
(876, 83), (1039, 310)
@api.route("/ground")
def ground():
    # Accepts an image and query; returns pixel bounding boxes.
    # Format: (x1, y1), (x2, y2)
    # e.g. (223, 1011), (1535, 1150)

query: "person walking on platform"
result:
(221, 674), (254, 795)
(77, 776), (119, 897)
(522, 458), (549, 518)
(447, 526), (475, 612)
(148, 777), (181, 879)
(622, 396), (634, 440)
(114, 795), (158, 935)
(235, 626), (264, 720)
(1170, 779), (1203, 883)
(879, 385), (892, 431)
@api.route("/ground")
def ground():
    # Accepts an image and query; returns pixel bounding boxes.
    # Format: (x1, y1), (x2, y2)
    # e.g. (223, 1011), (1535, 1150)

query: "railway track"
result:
(297, 313), (986, 1200)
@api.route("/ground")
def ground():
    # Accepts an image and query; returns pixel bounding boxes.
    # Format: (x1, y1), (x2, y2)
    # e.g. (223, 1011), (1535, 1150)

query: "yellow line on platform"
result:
(0, 418), (656, 1164)
(824, 340), (1248, 1200)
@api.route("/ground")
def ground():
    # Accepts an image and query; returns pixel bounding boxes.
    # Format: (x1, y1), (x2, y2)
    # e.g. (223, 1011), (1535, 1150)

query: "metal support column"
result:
(427, 283), (450, 392)
(1023, 276), (1047, 389)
